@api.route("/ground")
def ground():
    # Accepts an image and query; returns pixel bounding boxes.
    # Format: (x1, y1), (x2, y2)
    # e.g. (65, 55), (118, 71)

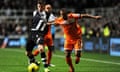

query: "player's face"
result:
(37, 3), (44, 11)
(45, 4), (52, 12)
(60, 10), (64, 16)
(60, 9), (68, 20)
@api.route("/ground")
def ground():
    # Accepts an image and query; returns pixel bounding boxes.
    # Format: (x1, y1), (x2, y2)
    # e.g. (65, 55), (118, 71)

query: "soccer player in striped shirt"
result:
(26, 1), (55, 72)
(33, 4), (56, 67)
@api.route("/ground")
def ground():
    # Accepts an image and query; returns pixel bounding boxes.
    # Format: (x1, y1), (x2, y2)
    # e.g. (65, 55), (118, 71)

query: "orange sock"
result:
(33, 49), (39, 56)
(47, 50), (52, 64)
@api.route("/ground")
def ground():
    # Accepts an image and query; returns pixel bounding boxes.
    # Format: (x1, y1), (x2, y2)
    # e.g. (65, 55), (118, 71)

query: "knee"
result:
(76, 51), (81, 57)
(48, 46), (54, 51)
(25, 51), (32, 56)
(65, 51), (71, 57)
(38, 45), (44, 52)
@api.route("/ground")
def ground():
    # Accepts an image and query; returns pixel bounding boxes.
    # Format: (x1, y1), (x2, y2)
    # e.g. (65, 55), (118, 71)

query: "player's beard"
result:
(63, 13), (68, 20)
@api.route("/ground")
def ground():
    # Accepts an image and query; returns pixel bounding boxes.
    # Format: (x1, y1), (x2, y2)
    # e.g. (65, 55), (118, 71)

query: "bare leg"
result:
(47, 46), (53, 65)
(65, 50), (74, 72)
(75, 50), (81, 64)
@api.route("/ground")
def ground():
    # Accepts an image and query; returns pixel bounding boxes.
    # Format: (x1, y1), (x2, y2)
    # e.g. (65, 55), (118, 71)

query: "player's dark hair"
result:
(37, 0), (45, 5)
(60, 8), (68, 20)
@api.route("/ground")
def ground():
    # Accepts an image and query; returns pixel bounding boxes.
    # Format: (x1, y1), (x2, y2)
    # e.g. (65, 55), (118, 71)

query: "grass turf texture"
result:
(0, 48), (120, 72)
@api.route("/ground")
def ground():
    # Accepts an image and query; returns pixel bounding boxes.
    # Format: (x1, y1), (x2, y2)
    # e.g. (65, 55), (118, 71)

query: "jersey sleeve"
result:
(68, 13), (82, 19)
(54, 18), (61, 25)
(33, 10), (37, 17)
(48, 13), (56, 22)
(55, 17), (69, 25)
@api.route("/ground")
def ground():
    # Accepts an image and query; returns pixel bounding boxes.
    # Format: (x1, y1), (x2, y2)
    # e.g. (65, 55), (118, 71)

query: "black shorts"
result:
(26, 31), (44, 51)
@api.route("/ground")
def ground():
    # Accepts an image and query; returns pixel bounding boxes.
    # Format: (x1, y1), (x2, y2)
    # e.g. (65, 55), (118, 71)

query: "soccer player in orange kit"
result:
(48, 8), (101, 72)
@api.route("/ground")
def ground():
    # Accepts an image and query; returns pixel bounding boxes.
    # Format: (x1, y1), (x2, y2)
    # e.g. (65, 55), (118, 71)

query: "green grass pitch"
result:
(0, 48), (120, 72)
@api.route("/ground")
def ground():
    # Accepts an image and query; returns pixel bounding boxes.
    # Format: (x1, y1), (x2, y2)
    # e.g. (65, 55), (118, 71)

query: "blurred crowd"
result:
(0, 0), (120, 37)
(44, 0), (119, 8)
(0, 0), (119, 10)
(0, 0), (33, 36)
(0, 0), (33, 9)
(0, 19), (30, 36)
(80, 5), (120, 37)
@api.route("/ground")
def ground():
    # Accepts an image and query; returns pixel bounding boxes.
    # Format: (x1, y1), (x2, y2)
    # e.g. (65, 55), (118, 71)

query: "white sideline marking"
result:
(1, 49), (120, 65)
(54, 55), (120, 65)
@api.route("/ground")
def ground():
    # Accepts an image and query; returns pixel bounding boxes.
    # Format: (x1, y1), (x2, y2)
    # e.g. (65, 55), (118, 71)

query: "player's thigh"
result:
(64, 40), (74, 51)
(46, 39), (53, 46)
(44, 35), (53, 46)
(36, 36), (45, 51)
(45, 39), (54, 51)
(26, 39), (36, 51)
(36, 36), (44, 45)
(74, 39), (82, 51)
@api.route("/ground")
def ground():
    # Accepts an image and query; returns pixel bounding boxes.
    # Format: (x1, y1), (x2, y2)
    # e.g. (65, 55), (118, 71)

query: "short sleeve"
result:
(48, 13), (56, 22)
(33, 10), (37, 16)
(54, 17), (65, 25)
(54, 18), (60, 24)
(68, 13), (81, 19)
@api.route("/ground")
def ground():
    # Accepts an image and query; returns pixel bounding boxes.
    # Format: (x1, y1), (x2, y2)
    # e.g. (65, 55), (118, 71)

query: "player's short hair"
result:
(60, 8), (69, 20)
(37, 0), (45, 5)
(60, 8), (67, 13)
(45, 4), (52, 8)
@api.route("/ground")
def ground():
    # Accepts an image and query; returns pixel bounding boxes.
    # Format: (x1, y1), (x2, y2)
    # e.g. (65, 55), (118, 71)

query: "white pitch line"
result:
(82, 58), (120, 65)
(53, 55), (120, 65)
(1, 49), (120, 65)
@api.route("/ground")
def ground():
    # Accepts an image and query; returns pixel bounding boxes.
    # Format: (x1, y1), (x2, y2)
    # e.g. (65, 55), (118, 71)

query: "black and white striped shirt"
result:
(30, 10), (56, 36)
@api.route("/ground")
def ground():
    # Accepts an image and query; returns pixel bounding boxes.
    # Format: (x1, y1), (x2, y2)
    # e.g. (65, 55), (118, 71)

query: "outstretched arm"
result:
(81, 14), (102, 19)
(47, 20), (69, 25)
(47, 21), (55, 25)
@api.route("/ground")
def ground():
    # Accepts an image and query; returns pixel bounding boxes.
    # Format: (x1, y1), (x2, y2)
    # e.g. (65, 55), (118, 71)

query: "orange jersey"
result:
(55, 13), (82, 40)
(44, 25), (53, 46)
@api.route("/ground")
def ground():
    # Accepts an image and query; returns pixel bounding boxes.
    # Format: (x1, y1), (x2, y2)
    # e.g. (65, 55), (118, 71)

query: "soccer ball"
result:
(28, 63), (39, 72)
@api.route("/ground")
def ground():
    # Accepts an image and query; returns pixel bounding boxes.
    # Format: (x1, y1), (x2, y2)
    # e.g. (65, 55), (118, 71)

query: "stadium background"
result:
(0, 0), (120, 56)
(0, 0), (120, 72)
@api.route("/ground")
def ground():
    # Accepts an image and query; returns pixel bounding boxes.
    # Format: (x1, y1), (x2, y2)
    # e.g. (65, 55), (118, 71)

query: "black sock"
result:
(40, 52), (48, 68)
(28, 54), (35, 63)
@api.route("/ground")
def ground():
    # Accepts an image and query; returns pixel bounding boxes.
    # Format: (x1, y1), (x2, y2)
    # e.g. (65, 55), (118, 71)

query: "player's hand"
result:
(95, 16), (102, 19)
(47, 22), (54, 25)
(47, 22), (52, 25)
(60, 20), (69, 24)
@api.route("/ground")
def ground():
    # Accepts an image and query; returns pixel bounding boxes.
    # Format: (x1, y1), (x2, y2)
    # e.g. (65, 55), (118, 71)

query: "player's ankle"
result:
(75, 57), (80, 64)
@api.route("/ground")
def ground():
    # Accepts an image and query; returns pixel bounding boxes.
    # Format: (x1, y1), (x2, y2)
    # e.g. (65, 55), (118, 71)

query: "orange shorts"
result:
(44, 33), (53, 46)
(64, 38), (82, 51)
